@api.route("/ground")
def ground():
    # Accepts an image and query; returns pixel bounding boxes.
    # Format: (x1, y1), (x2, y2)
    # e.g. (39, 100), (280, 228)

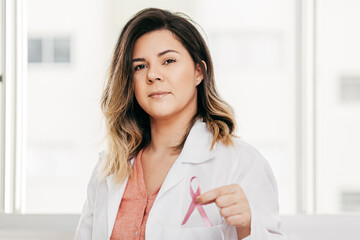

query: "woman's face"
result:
(132, 30), (203, 122)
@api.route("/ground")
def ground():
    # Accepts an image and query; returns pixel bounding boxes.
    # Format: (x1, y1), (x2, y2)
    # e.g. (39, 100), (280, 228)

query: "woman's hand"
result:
(195, 184), (251, 239)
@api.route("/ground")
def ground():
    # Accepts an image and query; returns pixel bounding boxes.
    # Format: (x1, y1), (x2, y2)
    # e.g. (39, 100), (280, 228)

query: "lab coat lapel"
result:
(155, 153), (186, 203)
(178, 119), (216, 164)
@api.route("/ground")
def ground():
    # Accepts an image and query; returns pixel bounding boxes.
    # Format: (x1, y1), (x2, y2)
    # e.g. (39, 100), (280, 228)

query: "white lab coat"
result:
(75, 119), (285, 239)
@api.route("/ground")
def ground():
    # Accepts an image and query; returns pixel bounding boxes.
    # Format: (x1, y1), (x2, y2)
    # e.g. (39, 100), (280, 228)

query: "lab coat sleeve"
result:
(235, 146), (285, 240)
(74, 152), (103, 240)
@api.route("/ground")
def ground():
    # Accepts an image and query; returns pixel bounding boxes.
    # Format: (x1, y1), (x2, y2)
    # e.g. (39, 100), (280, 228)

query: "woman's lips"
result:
(149, 92), (170, 98)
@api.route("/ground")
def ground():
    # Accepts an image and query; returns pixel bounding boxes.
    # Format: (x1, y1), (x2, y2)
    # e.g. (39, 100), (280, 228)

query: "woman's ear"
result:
(201, 60), (207, 71)
(195, 60), (207, 85)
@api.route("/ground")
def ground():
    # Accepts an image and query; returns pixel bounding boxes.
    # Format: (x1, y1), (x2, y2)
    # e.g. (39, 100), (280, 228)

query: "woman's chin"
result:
(149, 112), (174, 121)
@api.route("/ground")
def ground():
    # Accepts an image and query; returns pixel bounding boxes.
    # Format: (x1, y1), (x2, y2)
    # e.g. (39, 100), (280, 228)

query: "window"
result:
(53, 38), (71, 63)
(341, 191), (360, 212)
(340, 76), (360, 102)
(28, 38), (42, 63)
(28, 37), (71, 64)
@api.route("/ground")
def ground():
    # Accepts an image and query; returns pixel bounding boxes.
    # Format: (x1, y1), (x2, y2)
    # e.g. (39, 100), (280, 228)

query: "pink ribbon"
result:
(181, 176), (213, 227)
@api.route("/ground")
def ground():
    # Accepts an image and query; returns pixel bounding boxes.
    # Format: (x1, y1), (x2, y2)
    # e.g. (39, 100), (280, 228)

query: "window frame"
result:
(1, 0), (27, 214)
(296, 0), (317, 215)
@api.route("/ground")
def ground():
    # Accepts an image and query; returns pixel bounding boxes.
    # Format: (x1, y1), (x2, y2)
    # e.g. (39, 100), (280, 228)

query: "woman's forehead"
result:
(132, 30), (185, 58)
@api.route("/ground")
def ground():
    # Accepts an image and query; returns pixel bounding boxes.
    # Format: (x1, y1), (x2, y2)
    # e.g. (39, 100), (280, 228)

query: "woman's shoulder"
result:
(213, 137), (269, 169)
(211, 137), (277, 187)
(95, 150), (106, 168)
(98, 150), (106, 162)
(87, 150), (106, 183)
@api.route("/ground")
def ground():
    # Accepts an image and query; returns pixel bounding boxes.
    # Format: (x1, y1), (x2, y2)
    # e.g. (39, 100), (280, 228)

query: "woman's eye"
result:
(164, 59), (176, 65)
(134, 64), (146, 72)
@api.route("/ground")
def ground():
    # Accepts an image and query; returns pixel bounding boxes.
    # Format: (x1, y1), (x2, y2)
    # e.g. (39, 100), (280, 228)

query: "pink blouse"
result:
(110, 149), (161, 240)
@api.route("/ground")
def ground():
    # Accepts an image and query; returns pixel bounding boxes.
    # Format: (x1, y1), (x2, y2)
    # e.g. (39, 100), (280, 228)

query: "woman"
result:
(75, 8), (284, 240)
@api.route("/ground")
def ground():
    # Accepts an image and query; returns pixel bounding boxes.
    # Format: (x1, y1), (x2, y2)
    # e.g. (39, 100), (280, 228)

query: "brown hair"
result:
(100, 8), (236, 184)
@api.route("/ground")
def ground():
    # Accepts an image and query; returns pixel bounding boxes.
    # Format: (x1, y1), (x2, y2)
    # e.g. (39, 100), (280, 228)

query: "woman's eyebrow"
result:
(132, 58), (145, 63)
(132, 49), (180, 63)
(157, 49), (180, 57)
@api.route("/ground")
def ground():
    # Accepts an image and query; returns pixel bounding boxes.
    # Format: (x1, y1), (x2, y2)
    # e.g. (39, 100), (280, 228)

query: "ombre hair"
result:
(100, 8), (236, 184)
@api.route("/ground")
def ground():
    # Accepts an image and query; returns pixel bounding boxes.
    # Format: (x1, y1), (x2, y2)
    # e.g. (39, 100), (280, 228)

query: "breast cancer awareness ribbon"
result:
(181, 176), (213, 227)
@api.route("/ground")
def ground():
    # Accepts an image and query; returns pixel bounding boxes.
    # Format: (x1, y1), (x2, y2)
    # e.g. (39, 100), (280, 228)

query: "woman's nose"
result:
(146, 65), (162, 84)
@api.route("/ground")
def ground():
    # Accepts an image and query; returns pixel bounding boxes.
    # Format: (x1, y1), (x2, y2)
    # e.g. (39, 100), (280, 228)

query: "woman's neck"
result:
(147, 114), (196, 155)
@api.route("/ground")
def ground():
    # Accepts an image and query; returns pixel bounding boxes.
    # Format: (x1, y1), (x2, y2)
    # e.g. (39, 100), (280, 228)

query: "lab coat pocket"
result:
(162, 224), (225, 240)
(181, 199), (224, 227)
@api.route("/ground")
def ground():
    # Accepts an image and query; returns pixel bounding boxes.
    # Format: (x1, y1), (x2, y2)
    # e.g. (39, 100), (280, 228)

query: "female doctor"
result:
(75, 8), (284, 240)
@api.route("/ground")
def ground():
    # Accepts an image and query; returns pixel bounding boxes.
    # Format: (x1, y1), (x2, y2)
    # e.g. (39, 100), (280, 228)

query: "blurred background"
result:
(0, 0), (359, 239)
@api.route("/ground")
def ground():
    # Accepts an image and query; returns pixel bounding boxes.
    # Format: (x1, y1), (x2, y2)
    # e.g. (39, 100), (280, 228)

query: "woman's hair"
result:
(100, 8), (236, 184)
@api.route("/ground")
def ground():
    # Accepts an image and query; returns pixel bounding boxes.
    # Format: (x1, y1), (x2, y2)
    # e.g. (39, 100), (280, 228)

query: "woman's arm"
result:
(196, 143), (285, 239)
(239, 147), (285, 239)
